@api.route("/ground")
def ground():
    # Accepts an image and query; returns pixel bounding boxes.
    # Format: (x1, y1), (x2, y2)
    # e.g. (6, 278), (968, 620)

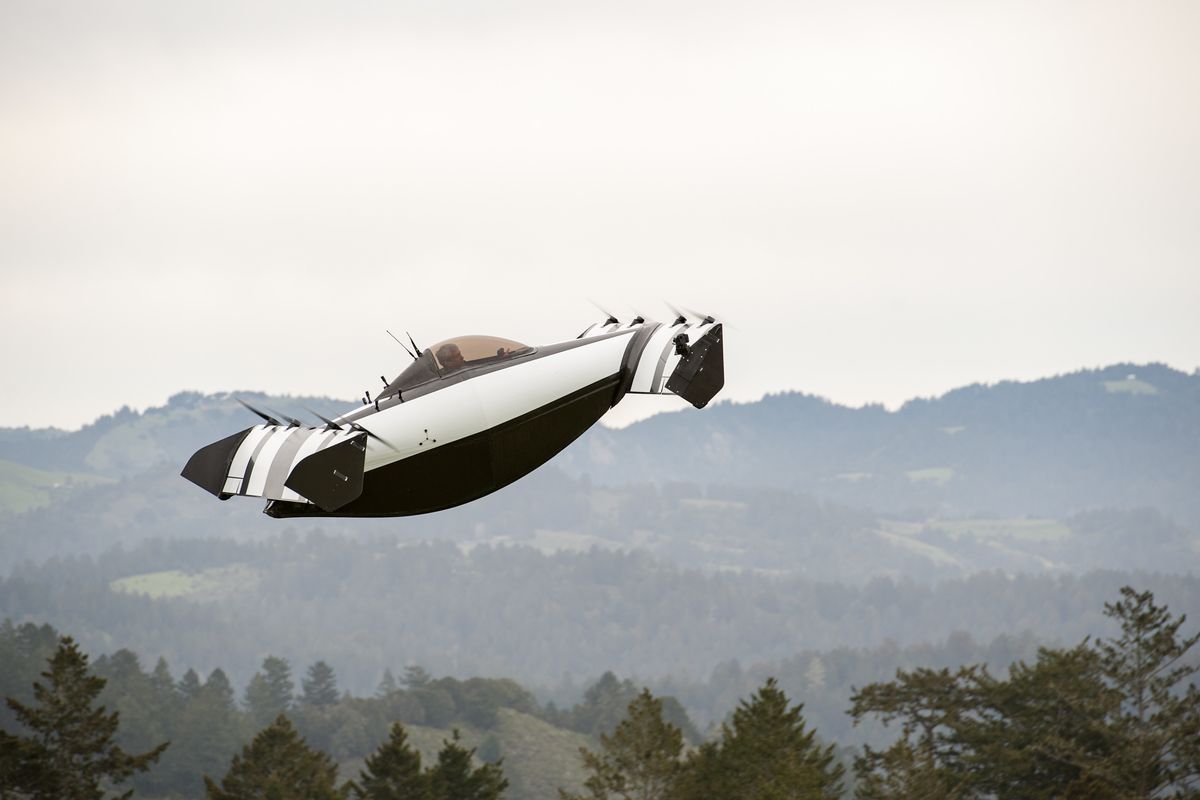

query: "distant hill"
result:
(4, 364), (1197, 524)
(0, 459), (113, 514)
(0, 364), (1196, 581)
(0, 391), (352, 479)
(557, 362), (1200, 526)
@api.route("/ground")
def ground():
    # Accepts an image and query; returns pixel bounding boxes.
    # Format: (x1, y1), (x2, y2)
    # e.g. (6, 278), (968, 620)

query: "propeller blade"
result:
(237, 398), (282, 427)
(681, 304), (737, 330)
(265, 406), (303, 428)
(351, 422), (397, 451)
(663, 301), (688, 326)
(588, 299), (619, 325)
(304, 407), (344, 431)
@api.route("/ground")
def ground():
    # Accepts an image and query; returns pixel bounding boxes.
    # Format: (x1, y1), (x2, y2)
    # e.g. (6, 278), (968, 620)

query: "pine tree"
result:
(377, 669), (400, 698)
(1079, 587), (1199, 798)
(150, 657), (175, 695)
(403, 666), (432, 690)
(303, 661), (341, 708)
(244, 655), (295, 729)
(849, 665), (979, 799)
(969, 645), (1113, 800)
(158, 668), (244, 797)
(560, 688), (684, 800)
(852, 738), (968, 800)
(428, 730), (508, 800)
(264, 656), (296, 707)
(204, 668), (237, 711)
(350, 722), (430, 800)
(849, 587), (1200, 800)
(149, 657), (181, 721)
(179, 668), (204, 701)
(204, 714), (346, 800)
(565, 672), (641, 738)
(0, 636), (167, 800)
(678, 678), (843, 800)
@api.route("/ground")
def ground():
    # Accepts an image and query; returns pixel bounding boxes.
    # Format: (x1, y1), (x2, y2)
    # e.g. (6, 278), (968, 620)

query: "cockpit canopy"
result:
(382, 334), (533, 398)
(430, 335), (531, 372)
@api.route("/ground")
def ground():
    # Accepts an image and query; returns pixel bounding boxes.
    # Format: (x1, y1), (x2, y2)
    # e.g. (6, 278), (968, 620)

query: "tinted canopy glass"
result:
(383, 351), (440, 397)
(430, 335), (531, 373)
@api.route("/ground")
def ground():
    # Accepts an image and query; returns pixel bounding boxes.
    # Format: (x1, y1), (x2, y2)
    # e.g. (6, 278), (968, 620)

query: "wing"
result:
(181, 425), (368, 512)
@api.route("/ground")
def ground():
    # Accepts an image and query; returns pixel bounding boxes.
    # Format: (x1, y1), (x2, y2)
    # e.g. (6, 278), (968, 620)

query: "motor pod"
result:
(283, 433), (368, 512)
(665, 323), (724, 408)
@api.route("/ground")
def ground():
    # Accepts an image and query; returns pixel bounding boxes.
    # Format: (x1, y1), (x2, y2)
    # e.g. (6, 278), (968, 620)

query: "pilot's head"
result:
(437, 343), (466, 371)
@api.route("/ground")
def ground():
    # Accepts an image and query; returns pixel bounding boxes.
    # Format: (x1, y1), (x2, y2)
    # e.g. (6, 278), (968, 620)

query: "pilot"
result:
(436, 342), (467, 371)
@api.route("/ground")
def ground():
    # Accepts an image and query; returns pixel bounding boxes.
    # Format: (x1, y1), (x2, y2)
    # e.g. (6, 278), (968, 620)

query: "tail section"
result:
(181, 424), (367, 511)
(665, 323), (724, 408)
(611, 314), (724, 408)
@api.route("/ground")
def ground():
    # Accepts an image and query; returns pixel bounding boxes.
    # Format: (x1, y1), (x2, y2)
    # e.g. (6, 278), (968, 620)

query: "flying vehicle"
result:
(182, 311), (723, 518)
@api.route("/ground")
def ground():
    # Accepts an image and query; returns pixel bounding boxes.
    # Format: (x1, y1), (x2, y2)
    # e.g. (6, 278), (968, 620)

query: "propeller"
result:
(663, 301), (688, 326)
(350, 421), (397, 451)
(305, 407), (344, 431)
(665, 302), (732, 329)
(588, 299), (619, 325)
(265, 406), (303, 428)
(681, 305), (716, 325)
(237, 398), (282, 427)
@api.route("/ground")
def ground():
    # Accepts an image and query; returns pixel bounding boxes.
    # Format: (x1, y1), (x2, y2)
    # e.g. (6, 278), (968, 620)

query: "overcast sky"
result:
(2, 0), (1198, 430)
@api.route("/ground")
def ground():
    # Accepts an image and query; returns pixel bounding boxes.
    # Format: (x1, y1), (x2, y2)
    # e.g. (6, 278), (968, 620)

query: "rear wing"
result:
(583, 315), (724, 409)
(181, 425), (367, 512)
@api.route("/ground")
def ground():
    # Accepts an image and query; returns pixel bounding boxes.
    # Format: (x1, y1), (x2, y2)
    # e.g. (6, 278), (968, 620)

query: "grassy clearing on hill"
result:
(110, 563), (260, 599)
(930, 518), (1070, 542)
(0, 459), (113, 514)
(1103, 378), (1158, 395)
(904, 467), (954, 485)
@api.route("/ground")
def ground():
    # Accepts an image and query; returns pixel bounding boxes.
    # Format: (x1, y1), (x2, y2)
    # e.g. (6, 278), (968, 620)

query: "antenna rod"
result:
(406, 332), (421, 355)
(386, 330), (417, 360)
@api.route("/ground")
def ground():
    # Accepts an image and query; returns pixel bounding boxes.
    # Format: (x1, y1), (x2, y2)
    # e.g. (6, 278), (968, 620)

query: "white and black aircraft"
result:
(182, 312), (723, 518)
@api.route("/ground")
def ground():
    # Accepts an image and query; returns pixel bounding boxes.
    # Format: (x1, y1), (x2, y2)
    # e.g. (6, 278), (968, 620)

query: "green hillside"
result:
(0, 458), (112, 514)
(110, 563), (260, 600)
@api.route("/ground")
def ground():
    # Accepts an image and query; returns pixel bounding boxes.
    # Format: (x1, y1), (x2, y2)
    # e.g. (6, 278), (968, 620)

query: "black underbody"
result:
(264, 374), (620, 518)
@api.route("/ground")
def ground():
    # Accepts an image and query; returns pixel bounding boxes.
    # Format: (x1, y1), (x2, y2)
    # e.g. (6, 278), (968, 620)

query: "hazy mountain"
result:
(1, 365), (1197, 784)
(0, 391), (352, 478)
(0, 364), (1196, 581)
(559, 362), (1200, 526)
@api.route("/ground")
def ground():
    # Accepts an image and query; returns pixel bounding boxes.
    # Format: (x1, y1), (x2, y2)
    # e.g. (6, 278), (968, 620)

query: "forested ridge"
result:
(2, 586), (1197, 798)
(2, 362), (1199, 529)
(2, 365), (1197, 583)
(3, 534), (1198, 691)
(1, 364), (1197, 796)
(559, 362), (1200, 526)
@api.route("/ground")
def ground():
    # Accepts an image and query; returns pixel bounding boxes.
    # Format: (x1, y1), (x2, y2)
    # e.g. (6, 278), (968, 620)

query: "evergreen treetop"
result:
(350, 722), (429, 800)
(204, 713), (346, 800)
(0, 636), (167, 800)
(561, 688), (684, 800)
(303, 661), (341, 708)
(428, 730), (508, 800)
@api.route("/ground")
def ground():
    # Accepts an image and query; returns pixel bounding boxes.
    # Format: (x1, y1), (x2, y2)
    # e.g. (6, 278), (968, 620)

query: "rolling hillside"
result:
(0, 363), (1196, 580)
